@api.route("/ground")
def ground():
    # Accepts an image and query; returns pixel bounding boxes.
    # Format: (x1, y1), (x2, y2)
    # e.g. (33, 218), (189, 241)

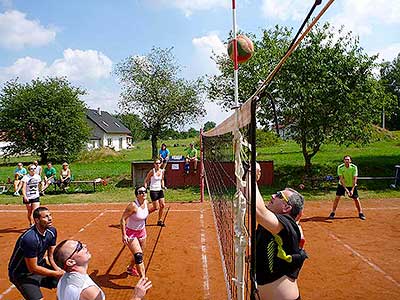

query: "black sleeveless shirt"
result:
(256, 214), (307, 285)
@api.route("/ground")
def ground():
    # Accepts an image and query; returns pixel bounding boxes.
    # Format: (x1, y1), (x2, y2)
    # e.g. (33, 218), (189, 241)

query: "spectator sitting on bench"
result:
(41, 162), (57, 195)
(184, 142), (198, 174)
(57, 162), (71, 192)
(13, 162), (27, 196)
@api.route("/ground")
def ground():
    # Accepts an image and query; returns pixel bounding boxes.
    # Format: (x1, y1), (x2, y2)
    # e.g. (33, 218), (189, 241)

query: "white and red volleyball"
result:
(227, 34), (254, 64)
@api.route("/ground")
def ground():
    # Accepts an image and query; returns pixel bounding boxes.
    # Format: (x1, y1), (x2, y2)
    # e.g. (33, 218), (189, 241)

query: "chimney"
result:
(97, 107), (101, 116)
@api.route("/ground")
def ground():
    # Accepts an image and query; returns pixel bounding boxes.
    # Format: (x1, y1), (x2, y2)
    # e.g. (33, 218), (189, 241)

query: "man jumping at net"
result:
(255, 170), (308, 300)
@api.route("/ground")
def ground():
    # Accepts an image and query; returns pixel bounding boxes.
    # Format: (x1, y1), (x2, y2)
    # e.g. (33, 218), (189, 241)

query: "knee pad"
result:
(134, 252), (143, 264)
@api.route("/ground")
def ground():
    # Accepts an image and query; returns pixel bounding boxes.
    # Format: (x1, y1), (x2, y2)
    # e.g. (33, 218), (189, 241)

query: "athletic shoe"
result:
(13, 191), (20, 196)
(126, 266), (139, 276)
(328, 212), (335, 219)
(157, 220), (166, 227)
(359, 213), (366, 220)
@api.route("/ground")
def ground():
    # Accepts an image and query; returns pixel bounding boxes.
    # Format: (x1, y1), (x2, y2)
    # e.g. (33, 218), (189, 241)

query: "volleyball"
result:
(227, 35), (254, 64)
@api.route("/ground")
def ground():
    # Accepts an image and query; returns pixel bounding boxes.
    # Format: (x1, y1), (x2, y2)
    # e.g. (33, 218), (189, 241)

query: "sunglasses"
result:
(64, 241), (83, 266)
(155, 162), (161, 164)
(138, 190), (147, 195)
(275, 191), (289, 203)
(29, 167), (36, 171)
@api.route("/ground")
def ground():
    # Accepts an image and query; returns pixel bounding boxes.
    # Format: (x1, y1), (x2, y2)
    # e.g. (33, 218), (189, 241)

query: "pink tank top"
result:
(126, 200), (148, 230)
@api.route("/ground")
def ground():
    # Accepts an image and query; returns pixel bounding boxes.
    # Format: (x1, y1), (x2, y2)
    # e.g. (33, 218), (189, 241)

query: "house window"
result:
(92, 141), (96, 148)
(102, 121), (109, 127)
(107, 138), (112, 146)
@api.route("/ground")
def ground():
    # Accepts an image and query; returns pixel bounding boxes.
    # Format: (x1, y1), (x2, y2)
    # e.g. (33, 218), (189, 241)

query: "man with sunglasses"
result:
(255, 183), (307, 300)
(21, 164), (43, 226)
(54, 239), (152, 300)
(8, 206), (64, 300)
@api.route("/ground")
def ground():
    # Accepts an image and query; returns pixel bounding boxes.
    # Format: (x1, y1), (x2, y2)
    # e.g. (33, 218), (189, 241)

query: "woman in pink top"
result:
(120, 186), (150, 278)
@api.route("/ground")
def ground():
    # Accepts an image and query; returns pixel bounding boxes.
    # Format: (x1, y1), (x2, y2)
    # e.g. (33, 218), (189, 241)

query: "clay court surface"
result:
(0, 198), (399, 299)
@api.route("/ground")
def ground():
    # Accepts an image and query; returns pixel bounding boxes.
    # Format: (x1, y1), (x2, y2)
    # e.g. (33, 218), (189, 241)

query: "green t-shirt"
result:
(44, 167), (57, 179)
(186, 147), (197, 158)
(337, 163), (358, 186)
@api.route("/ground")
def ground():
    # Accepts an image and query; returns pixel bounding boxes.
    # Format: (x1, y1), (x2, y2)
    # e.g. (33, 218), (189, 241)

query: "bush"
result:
(78, 148), (123, 162)
(256, 129), (282, 147)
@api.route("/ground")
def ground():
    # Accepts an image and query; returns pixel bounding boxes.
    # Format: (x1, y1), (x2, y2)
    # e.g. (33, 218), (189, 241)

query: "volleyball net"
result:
(202, 100), (254, 300)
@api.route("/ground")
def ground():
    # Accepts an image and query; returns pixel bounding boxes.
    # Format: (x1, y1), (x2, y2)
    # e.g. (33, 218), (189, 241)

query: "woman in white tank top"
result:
(144, 159), (166, 227)
(120, 186), (151, 278)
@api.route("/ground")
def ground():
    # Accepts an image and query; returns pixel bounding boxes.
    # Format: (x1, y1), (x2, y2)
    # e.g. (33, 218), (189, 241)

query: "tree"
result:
(114, 112), (147, 141)
(115, 47), (205, 158)
(380, 53), (400, 130)
(207, 24), (395, 172)
(0, 77), (91, 163)
(203, 121), (216, 132)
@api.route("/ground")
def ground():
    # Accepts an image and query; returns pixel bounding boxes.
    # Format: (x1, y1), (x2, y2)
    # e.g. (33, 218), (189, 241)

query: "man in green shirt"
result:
(329, 155), (366, 220)
(184, 142), (198, 174)
(41, 162), (57, 195)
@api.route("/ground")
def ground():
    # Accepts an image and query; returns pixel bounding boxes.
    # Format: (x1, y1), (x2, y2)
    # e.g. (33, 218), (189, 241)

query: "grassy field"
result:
(0, 133), (399, 204)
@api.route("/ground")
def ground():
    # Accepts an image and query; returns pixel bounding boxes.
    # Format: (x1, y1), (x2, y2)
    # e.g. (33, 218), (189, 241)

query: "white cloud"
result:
(329, 0), (400, 37)
(370, 43), (400, 62)
(82, 88), (121, 113)
(190, 33), (227, 77)
(153, 0), (229, 17)
(0, 10), (56, 50)
(48, 49), (113, 81)
(261, 0), (309, 21)
(0, 49), (112, 84)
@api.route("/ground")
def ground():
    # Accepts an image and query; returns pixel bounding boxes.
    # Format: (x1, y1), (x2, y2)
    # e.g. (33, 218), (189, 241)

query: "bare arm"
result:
(21, 181), (28, 203)
(143, 170), (153, 189)
(47, 245), (63, 272)
(25, 257), (64, 278)
(80, 286), (103, 300)
(120, 203), (137, 244)
(255, 184), (283, 234)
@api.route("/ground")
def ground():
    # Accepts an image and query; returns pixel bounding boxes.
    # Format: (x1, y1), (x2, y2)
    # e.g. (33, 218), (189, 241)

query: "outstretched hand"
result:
(132, 277), (152, 300)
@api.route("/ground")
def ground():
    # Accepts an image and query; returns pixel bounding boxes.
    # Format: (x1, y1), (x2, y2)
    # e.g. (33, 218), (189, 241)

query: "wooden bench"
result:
(53, 178), (105, 192)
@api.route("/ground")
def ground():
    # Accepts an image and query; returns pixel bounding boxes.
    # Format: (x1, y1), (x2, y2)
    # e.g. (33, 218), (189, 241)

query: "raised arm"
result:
(255, 184), (283, 234)
(143, 170), (153, 189)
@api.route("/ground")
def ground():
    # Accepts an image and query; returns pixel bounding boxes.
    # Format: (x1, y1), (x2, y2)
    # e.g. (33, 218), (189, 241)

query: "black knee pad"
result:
(134, 252), (143, 264)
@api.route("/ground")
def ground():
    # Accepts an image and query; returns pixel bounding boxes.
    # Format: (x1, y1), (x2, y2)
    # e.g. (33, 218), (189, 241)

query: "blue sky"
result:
(0, 0), (399, 129)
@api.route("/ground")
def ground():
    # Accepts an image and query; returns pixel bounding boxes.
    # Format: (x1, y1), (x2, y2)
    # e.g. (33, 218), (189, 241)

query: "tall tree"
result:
(203, 121), (216, 132)
(114, 112), (147, 141)
(207, 24), (395, 172)
(115, 47), (205, 158)
(0, 77), (91, 163)
(380, 53), (400, 130)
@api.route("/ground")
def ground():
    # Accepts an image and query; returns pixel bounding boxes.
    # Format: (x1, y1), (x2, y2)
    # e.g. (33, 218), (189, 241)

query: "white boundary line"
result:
(0, 209), (202, 213)
(318, 224), (400, 288)
(0, 210), (107, 299)
(200, 208), (211, 300)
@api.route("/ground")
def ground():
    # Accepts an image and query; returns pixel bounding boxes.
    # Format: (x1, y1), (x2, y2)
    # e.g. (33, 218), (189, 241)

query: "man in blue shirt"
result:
(8, 206), (64, 300)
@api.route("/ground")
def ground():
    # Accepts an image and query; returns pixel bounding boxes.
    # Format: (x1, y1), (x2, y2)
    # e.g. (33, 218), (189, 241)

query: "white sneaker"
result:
(13, 191), (20, 196)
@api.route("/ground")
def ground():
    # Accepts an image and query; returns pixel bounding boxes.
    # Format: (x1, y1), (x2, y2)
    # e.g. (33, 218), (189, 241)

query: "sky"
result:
(0, 0), (399, 129)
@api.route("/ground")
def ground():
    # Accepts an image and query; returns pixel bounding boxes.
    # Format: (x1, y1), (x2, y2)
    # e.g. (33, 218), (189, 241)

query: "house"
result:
(86, 108), (132, 151)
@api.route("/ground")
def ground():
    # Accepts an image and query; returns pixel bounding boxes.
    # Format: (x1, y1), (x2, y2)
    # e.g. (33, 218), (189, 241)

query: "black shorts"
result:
(336, 185), (359, 199)
(10, 264), (58, 300)
(150, 190), (164, 201)
(23, 197), (40, 204)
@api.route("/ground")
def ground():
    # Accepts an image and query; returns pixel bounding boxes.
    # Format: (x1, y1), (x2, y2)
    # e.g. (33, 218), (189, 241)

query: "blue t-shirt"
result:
(8, 226), (57, 278)
(14, 167), (27, 179)
(159, 148), (170, 159)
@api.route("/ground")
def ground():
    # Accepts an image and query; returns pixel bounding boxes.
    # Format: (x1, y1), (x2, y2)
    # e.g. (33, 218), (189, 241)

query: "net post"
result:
(200, 128), (204, 203)
(250, 97), (258, 300)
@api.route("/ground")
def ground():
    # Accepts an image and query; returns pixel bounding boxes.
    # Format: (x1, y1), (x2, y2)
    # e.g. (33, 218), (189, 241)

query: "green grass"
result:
(0, 134), (399, 204)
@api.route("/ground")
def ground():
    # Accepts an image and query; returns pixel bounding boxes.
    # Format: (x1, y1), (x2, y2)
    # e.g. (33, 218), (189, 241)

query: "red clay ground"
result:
(0, 198), (399, 299)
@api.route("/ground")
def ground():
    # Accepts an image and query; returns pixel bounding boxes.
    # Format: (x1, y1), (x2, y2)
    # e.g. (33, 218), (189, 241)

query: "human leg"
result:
(193, 157), (198, 172)
(157, 198), (166, 227)
(127, 238), (146, 278)
(10, 274), (45, 300)
(329, 185), (345, 218)
(30, 201), (40, 225)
